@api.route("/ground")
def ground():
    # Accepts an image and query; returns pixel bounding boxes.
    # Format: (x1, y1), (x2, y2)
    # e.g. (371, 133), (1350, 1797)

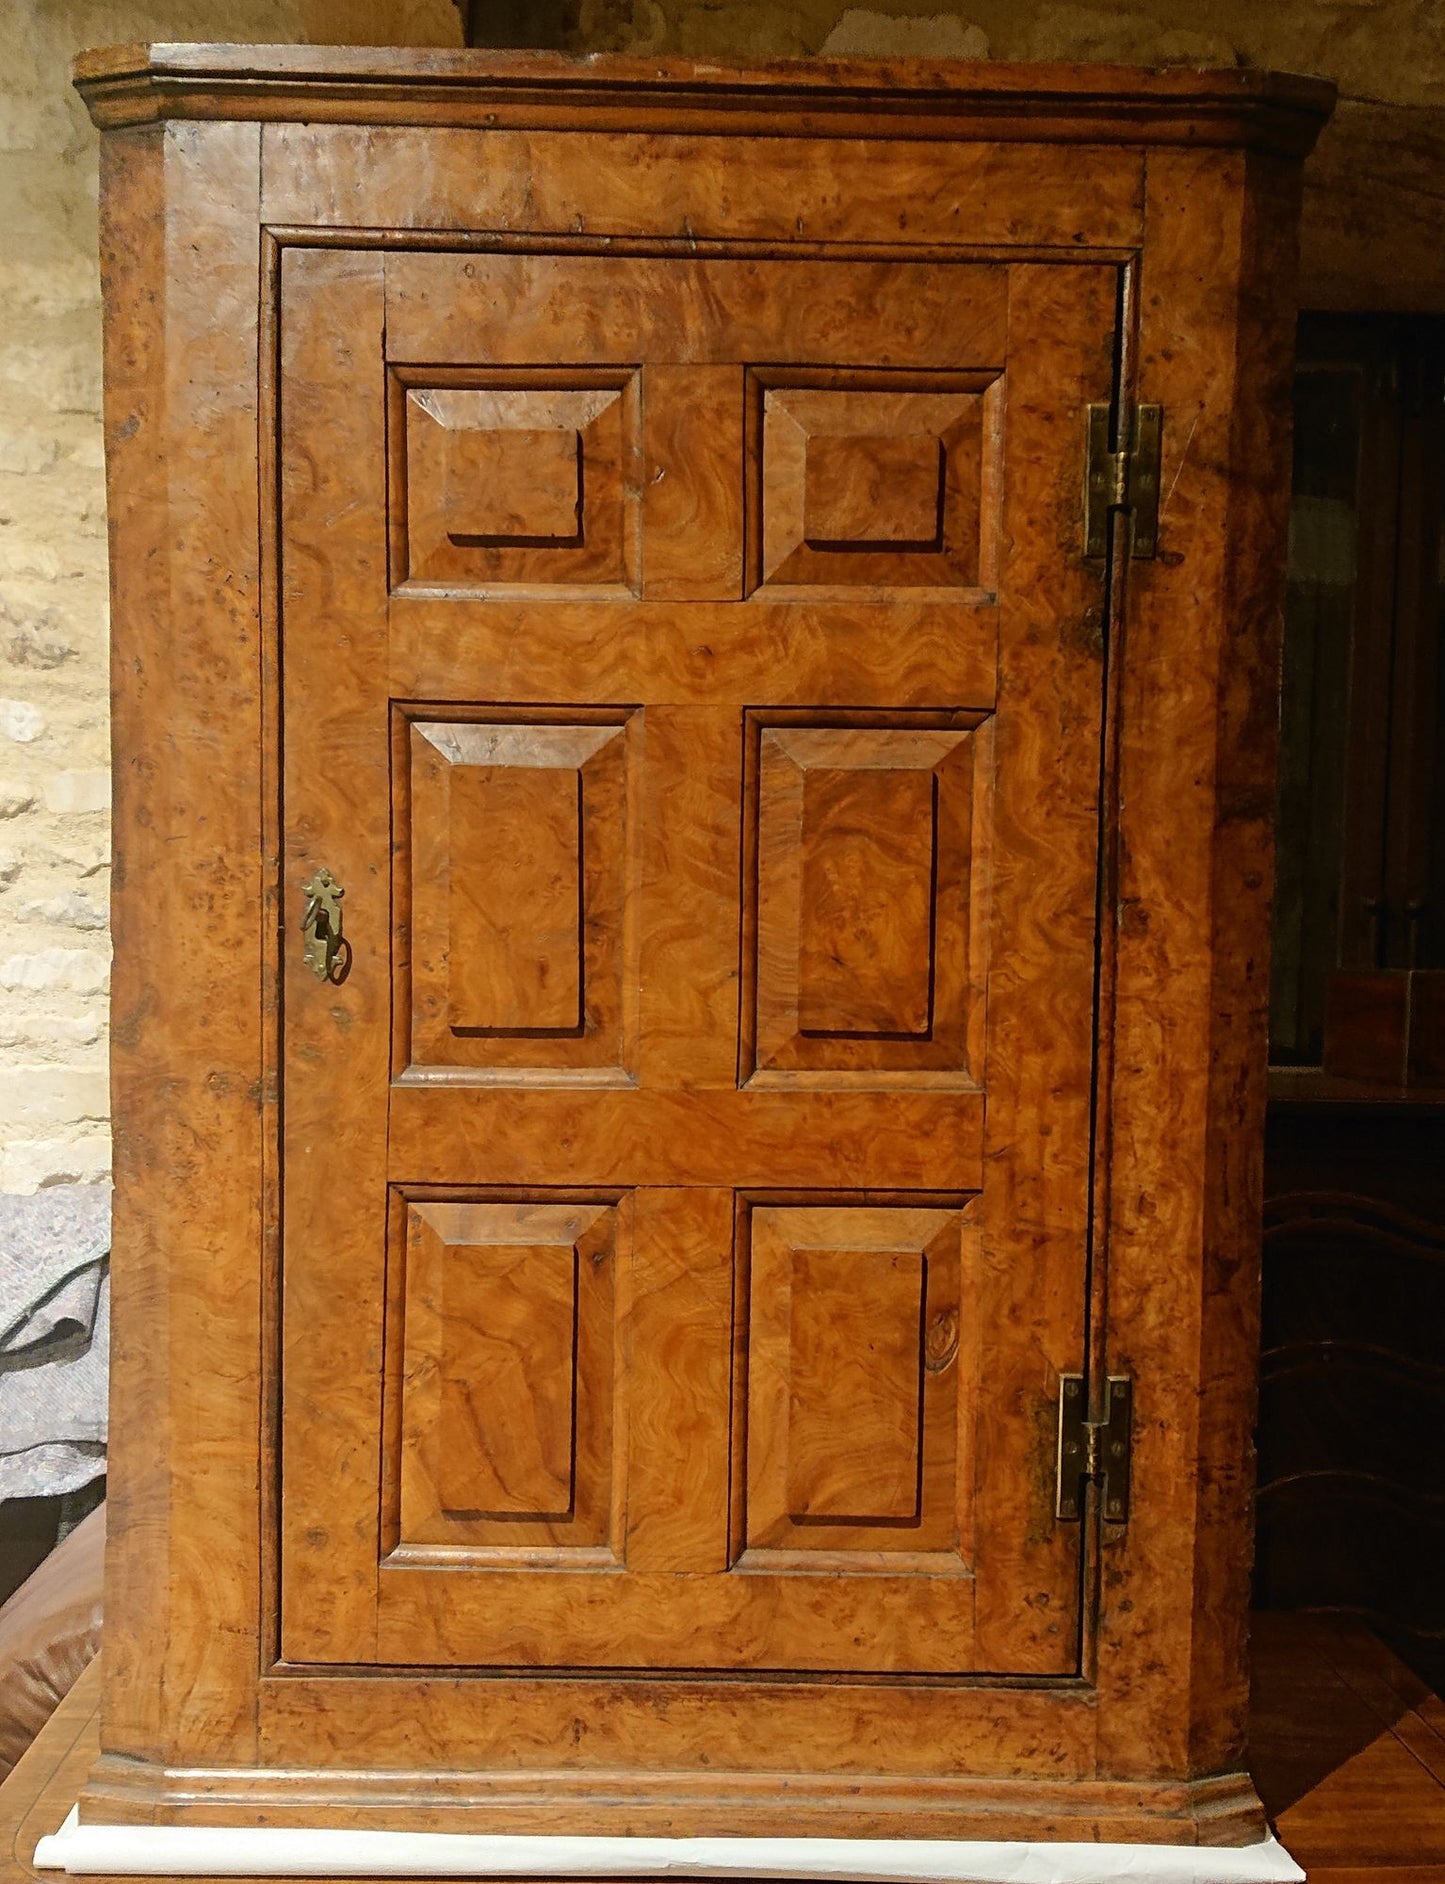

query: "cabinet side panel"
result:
(95, 120), (265, 1773)
(1096, 147), (1297, 1800)
(93, 120), (166, 1773)
(1191, 150), (1303, 1776)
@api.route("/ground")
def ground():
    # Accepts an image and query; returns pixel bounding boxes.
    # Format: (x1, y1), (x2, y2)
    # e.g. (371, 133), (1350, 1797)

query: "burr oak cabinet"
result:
(75, 45), (1332, 1847)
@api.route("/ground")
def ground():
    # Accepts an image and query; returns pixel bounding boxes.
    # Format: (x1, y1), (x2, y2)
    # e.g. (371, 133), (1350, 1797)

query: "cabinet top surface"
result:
(73, 42), (1334, 152)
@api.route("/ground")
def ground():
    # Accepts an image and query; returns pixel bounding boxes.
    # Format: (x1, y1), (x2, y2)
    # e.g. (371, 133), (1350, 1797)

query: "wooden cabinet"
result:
(1258, 1097), (1445, 1696)
(1272, 314), (1445, 1071)
(75, 45), (1331, 1847)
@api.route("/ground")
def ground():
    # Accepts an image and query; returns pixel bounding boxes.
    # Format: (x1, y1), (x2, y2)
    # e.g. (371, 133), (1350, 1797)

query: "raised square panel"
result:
(749, 372), (1001, 595)
(395, 372), (640, 593)
(392, 1196), (619, 1555)
(439, 422), (581, 545)
(804, 433), (943, 549)
(745, 1204), (966, 1558)
(397, 709), (639, 1082)
(743, 712), (989, 1086)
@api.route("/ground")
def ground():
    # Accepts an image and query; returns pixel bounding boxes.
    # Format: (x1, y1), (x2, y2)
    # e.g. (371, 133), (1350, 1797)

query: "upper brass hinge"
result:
(1084, 404), (1162, 559)
(1056, 1374), (1133, 1523)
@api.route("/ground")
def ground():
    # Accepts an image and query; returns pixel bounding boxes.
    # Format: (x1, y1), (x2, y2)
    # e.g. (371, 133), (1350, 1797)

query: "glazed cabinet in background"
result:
(75, 45), (1331, 1847)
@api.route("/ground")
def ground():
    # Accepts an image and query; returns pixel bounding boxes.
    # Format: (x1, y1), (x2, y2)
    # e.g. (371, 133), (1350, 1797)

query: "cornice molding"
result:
(72, 44), (1335, 155)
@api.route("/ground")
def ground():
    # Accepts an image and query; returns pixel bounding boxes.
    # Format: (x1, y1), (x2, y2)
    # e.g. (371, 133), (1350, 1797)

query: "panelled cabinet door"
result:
(279, 247), (1114, 1677)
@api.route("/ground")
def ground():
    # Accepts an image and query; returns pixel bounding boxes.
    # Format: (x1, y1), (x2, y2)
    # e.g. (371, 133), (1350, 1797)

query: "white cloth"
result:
(0, 1184), (110, 1500)
(33, 1813), (1305, 1883)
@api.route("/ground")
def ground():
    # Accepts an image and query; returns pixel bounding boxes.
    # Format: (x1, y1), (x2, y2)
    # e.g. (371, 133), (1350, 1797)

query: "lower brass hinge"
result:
(1084, 404), (1162, 559)
(1056, 1374), (1133, 1522)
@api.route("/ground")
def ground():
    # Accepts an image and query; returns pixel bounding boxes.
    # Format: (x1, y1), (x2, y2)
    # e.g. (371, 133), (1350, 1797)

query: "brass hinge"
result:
(1084, 404), (1162, 559)
(1055, 1374), (1133, 1522)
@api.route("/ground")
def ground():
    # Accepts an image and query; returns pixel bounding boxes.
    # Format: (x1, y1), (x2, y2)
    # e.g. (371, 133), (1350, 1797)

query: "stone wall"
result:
(0, 1), (461, 1194)
(564, 0), (1445, 99)
(2, 0), (1441, 1193)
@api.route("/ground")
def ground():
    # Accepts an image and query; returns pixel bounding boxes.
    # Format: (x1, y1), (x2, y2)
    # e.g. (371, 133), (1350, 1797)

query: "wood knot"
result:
(925, 1309), (959, 1373)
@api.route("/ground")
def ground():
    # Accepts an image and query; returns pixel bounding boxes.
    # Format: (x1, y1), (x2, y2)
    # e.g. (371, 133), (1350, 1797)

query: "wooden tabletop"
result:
(5, 1614), (1444, 1881)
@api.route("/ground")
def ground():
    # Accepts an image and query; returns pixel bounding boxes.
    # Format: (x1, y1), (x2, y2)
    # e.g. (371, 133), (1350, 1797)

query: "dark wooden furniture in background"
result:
(454, 0), (572, 46)
(1259, 313), (1445, 1695)
(1259, 1106), (1445, 1696)
(74, 45), (1329, 1846)
(1271, 315), (1445, 1068)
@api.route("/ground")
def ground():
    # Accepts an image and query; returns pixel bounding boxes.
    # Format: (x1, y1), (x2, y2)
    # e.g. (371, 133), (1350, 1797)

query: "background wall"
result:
(0, 0), (1441, 1193)
(557, 0), (1443, 84)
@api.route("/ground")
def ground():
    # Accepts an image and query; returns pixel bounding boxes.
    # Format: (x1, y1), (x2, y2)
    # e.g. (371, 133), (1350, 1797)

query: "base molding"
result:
(75, 1757), (1268, 1847)
(38, 1804), (1301, 1882)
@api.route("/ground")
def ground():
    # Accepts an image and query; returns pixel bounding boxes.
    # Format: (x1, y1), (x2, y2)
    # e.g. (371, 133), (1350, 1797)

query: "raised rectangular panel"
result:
(394, 1197), (618, 1553)
(786, 1247), (923, 1521)
(750, 373), (1001, 594)
(446, 762), (582, 1034)
(395, 372), (640, 592)
(400, 711), (638, 1080)
(798, 764), (936, 1037)
(743, 713), (987, 1084)
(745, 1204), (965, 1557)
(439, 1238), (577, 1517)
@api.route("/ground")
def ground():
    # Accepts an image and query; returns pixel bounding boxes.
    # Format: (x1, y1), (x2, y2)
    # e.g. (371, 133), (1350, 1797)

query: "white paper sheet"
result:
(33, 1805), (1305, 1883)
